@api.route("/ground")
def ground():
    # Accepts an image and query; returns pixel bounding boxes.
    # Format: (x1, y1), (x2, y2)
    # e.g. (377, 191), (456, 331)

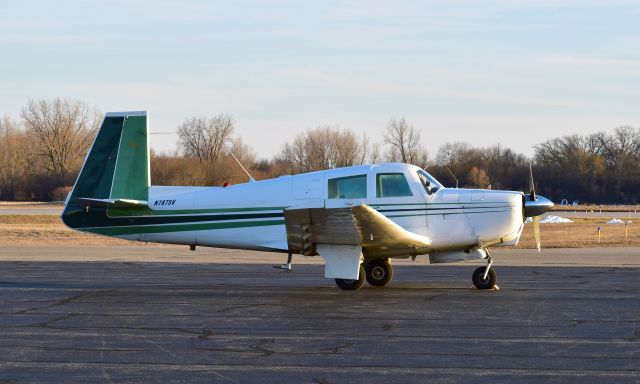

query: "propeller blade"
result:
(533, 216), (541, 252)
(529, 163), (536, 201)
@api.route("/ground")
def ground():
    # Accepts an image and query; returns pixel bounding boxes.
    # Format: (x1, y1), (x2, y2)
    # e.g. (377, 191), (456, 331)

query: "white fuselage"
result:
(114, 163), (525, 258)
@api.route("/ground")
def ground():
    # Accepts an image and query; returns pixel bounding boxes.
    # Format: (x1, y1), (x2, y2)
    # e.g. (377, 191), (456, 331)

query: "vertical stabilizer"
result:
(62, 111), (149, 228)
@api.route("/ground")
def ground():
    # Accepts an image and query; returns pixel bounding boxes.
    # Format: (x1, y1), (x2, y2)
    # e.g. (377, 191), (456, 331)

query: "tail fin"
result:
(62, 111), (150, 228)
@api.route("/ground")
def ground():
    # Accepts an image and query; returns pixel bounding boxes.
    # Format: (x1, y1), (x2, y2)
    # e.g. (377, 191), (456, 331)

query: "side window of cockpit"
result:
(328, 174), (367, 199)
(376, 173), (413, 198)
(417, 170), (439, 195)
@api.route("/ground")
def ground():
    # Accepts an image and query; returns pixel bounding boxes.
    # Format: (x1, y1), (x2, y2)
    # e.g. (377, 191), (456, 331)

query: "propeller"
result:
(529, 163), (540, 251)
(528, 163), (536, 201)
(533, 216), (541, 252)
(524, 163), (553, 252)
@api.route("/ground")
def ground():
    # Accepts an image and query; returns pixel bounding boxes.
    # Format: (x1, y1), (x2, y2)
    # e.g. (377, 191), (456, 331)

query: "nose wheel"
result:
(472, 255), (497, 290)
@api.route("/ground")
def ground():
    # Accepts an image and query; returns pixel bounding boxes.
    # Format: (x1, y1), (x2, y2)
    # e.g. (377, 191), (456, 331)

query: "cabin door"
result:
(369, 171), (428, 235)
(323, 173), (369, 209)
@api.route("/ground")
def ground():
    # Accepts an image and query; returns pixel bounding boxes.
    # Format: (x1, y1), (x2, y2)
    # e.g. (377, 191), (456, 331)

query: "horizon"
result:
(1, 1), (638, 158)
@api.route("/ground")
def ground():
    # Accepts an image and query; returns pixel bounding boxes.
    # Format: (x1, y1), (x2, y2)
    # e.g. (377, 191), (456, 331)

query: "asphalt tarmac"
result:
(0, 246), (639, 383)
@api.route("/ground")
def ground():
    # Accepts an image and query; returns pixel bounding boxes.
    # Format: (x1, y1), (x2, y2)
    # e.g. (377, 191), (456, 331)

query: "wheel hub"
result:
(372, 266), (385, 280)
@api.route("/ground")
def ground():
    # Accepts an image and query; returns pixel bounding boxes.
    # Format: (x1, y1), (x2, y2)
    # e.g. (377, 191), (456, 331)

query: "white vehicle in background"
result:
(62, 111), (553, 290)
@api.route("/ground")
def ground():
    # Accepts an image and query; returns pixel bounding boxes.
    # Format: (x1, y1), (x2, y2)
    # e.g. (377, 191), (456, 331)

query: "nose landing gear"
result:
(472, 253), (497, 290)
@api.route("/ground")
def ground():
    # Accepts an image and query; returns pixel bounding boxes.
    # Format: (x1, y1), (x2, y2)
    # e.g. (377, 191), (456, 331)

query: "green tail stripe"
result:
(82, 219), (285, 236)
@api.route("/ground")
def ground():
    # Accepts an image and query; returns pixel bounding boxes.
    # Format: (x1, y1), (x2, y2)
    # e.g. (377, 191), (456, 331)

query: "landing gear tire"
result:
(364, 259), (393, 287)
(335, 265), (366, 291)
(472, 266), (497, 290)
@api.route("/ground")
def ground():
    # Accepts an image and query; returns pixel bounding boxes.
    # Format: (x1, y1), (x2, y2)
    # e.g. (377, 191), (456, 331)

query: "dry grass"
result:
(0, 202), (62, 209)
(0, 215), (142, 246)
(553, 204), (640, 212)
(517, 217), (639, 248)
(1, 214), (638, 249)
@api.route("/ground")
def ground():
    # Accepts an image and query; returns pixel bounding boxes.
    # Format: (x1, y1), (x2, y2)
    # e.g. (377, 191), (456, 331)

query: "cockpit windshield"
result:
(417, 169), (443, 195)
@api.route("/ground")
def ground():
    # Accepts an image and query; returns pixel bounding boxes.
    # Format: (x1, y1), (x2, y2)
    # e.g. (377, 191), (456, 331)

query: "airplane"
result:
(62, 111), (554, 290)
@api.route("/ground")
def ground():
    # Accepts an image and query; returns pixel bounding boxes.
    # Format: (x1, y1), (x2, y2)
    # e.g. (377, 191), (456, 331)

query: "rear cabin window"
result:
(328, 175), (367, 199)
(376, 173), (413, 198)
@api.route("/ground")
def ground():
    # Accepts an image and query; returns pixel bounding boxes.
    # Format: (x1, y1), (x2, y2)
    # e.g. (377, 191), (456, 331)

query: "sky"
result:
(1, 0), (639, 159)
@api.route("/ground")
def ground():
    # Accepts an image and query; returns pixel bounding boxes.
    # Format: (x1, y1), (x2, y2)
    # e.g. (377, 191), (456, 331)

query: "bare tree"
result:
(369, 141), (382, 164)
(177, 114), (234, 163)
(383, 117), (428, 166)
(0, 116), (31, 199)
(467, 166), (490, 189)
(279, 125), (370, 173)
(21, 98), (101, 180)
(436, 141), (471, 168)
(434, 141), (472, 185)
(584, 126), (640, 195)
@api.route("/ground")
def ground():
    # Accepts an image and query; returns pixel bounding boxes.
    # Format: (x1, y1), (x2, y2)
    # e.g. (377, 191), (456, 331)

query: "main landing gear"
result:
(364, 258), (394, 287)
(335, 264), (366, 290)
(332, 254), (497, 290)
(472, 253), (497, 290)
(335, 258), (393, 290)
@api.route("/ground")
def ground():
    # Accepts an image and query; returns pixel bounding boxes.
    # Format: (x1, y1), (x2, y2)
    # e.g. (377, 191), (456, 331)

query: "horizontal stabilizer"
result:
(79, 197), (148, 209)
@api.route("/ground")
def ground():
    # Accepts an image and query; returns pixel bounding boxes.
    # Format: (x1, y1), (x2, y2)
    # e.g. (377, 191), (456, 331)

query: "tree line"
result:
(1, 97), (639, 204)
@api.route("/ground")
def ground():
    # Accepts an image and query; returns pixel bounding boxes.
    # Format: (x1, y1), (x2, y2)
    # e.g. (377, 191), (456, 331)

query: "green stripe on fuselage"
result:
(82, 219), (285, 236)
(386, 208), (512, 218)
(106, 206), (288, 218)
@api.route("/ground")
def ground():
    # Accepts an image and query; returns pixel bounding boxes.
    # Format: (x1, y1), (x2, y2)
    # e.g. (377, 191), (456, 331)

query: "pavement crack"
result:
(249, 338), (276, 356)
(568, 319), (586, 327)
(197, 329), (214, 339)
(142, 336), (180, 360)
(134, 326), (215, 337)
(53, 292), (92, 306)
(320, 341), (355, 354)
(14, 289), (114, 314)
(217, 302), (274, 314)
(28, 313), (78, 328)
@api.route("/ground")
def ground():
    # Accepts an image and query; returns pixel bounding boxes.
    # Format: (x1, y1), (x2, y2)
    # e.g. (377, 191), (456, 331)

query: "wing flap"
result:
(284, 204), (431, 258)
(352, 204), (431, 253)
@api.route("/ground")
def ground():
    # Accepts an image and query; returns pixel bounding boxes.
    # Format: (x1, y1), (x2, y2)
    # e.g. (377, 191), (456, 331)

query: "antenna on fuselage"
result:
(230, 152), (255, 182)
(443, 164), (459, 189)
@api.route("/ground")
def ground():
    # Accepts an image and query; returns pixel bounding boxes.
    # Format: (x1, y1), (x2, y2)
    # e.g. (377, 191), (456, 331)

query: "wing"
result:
(284, 203), (431, 259)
